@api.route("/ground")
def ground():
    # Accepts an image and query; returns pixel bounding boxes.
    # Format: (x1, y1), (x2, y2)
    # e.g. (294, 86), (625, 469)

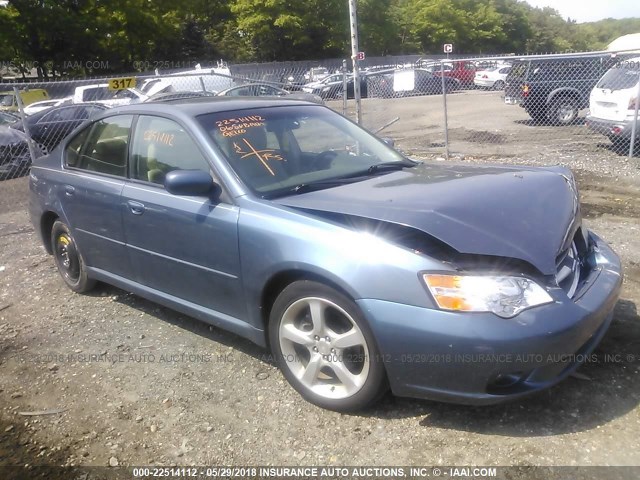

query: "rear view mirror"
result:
(164, 170), (217, 196)
(381, 137), (395, 147)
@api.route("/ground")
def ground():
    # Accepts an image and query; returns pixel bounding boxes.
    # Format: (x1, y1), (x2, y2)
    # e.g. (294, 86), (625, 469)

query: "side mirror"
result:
(164, 170), (217, 197)
(381, 137), (395, 147)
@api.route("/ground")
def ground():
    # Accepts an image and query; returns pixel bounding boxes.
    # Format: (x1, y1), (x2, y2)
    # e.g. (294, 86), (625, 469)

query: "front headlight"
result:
(422, 274), (553, 318)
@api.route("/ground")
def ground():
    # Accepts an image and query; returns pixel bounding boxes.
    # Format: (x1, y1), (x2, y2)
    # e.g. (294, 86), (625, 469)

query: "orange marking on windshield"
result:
(232, 138), (283, 176)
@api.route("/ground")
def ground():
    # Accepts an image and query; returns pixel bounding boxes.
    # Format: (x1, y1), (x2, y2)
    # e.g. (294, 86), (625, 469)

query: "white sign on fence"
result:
(443, 44), (453, 53)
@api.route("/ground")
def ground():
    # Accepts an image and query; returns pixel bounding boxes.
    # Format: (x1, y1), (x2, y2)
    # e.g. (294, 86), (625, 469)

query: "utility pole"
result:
(348, 0), (362, 124)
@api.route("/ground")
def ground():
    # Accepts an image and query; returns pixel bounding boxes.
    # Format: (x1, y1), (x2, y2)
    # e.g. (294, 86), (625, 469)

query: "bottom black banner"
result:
(0, 465), (638, 480)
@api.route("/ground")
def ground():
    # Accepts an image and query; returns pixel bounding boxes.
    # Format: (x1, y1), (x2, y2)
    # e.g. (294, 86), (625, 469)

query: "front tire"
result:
(51, 220), (96, 293)
(268, 281), (387, 411)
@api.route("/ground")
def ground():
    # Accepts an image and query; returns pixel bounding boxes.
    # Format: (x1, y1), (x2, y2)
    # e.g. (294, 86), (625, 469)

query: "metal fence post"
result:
(342, 59), (348, 116)
(440, 62), (450, 160)
(629, 71), (640, 160)
(348, 0), (362, 125)
(13, 87), (39, 165)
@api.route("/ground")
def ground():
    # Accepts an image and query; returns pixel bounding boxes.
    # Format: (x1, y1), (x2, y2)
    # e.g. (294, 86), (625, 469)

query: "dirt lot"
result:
(1, 91), (639, 475)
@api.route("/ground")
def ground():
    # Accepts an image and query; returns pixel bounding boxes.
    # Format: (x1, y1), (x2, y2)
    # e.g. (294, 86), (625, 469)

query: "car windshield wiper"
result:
(264, 177), (360, 198)
(366, 160), (419, 174)
(265, 161), (420, 199)
(292, 178), (359, 194)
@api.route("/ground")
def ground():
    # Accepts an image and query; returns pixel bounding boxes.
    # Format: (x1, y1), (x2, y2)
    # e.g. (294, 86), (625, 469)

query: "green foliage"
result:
(0, 0), (639, 76)
(230, 0), (348, 61)
(575, 18), (640, 51)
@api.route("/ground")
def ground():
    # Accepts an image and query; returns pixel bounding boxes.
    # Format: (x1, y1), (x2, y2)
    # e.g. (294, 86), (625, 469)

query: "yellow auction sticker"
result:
(108, 77), (137, 91)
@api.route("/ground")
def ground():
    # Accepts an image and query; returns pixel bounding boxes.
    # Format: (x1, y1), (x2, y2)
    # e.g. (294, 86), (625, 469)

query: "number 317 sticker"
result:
(108, 77), (137, 91)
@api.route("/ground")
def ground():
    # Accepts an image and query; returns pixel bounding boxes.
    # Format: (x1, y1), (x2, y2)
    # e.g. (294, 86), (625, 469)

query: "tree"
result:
(525, 6), (574, 53)
(358, 0), (399, 56)
(399, 0), (506, 54)
(489, 0), (532, 53)
(230, 0), (348, 61)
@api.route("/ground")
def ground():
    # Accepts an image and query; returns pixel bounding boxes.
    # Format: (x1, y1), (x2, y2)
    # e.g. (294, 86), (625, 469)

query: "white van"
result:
(140, 67), (234, 97)
(586, 57), (640, 145)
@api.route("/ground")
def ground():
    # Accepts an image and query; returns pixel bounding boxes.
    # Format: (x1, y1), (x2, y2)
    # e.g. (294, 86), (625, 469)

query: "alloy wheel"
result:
(278, 297), (370, 400)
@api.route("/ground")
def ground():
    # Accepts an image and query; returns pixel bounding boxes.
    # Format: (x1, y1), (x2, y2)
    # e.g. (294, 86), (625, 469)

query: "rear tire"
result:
(51, 220), (96, 293)
(268, 280), (388, 411)
(549, 97), (579, 126)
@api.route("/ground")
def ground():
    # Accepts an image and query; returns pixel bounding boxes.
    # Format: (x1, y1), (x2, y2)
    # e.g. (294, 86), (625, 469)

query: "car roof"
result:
(108, 96), (317, 117)
(511, 53), (611, 64)
(25, 102), (108, 122)
(220, 83), (287, 92)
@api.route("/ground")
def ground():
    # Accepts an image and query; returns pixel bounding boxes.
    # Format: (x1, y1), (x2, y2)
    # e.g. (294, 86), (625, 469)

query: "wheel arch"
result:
(546, 88), (582, 106)
(40, 211), (60, 254)
(259, 268), (360, 337)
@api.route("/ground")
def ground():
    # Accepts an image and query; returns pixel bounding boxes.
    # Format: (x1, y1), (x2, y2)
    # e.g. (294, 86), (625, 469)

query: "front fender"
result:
(236, 198), (447, 332)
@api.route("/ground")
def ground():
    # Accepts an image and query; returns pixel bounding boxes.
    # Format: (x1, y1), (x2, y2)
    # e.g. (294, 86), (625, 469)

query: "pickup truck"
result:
(0, 88), (50, 112)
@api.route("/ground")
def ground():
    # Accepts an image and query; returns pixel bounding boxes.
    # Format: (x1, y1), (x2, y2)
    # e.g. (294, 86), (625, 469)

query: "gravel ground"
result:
(1, 91), (639, 475)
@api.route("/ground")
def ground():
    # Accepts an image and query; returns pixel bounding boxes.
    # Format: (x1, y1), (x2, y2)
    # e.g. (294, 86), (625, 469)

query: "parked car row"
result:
(0, 75), (326, 180)
(368, 68), (461, 98)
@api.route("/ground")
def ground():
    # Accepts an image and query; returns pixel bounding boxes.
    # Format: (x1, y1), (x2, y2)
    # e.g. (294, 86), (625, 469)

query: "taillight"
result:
(482, 75), (488, 79)
(522, 84), (530, 97)
(629, 97), (639, 110)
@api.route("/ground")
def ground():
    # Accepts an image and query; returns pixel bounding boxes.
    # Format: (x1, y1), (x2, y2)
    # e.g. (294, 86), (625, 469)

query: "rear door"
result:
(60, 115), (133, 278)
(121, 114), (244, 318)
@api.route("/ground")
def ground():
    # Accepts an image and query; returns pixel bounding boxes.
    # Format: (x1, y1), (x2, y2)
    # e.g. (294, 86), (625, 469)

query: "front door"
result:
(121, 115), (244, 319)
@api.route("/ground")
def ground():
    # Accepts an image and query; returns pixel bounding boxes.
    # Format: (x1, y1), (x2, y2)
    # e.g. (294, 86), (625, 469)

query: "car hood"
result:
(274, 163), (580, 275)
(0, 125), (28, 146)
(303, 81), (325, 89)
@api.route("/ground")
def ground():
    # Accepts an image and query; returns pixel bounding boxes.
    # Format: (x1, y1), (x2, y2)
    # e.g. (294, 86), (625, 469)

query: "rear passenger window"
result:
(130, 116), (210, 185)
(66, 115), (132, 176)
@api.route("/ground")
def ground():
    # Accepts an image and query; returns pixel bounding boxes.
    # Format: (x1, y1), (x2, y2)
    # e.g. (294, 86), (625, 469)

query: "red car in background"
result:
(433, 61), (477, 87)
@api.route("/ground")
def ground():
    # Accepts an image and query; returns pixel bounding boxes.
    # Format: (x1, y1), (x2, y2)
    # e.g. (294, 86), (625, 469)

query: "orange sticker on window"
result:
(143, 130), (175, 146)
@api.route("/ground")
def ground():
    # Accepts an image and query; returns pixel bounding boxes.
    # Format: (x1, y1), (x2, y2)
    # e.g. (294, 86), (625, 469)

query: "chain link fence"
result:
(1, 50), (639, 181)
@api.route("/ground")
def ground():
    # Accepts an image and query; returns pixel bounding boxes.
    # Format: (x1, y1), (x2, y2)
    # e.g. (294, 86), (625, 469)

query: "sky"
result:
(525, 0), (640, 23)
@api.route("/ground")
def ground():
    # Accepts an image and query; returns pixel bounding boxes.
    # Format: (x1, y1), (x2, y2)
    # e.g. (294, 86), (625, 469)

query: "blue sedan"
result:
(29, 97), (622, 411)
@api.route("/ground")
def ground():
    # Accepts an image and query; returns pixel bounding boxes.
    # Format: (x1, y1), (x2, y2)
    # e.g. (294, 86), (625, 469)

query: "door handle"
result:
(64, 185), (75, 196)
(127, 200), (145, 215)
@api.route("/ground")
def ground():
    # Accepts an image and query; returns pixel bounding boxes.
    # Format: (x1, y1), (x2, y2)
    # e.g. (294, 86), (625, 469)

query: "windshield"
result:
(0, 112), (18, 125)
(198, 105), (409, 198)
(507, 62), (527, 80)
(0, 94), (15, 107)
(597, 64), (640, 90)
